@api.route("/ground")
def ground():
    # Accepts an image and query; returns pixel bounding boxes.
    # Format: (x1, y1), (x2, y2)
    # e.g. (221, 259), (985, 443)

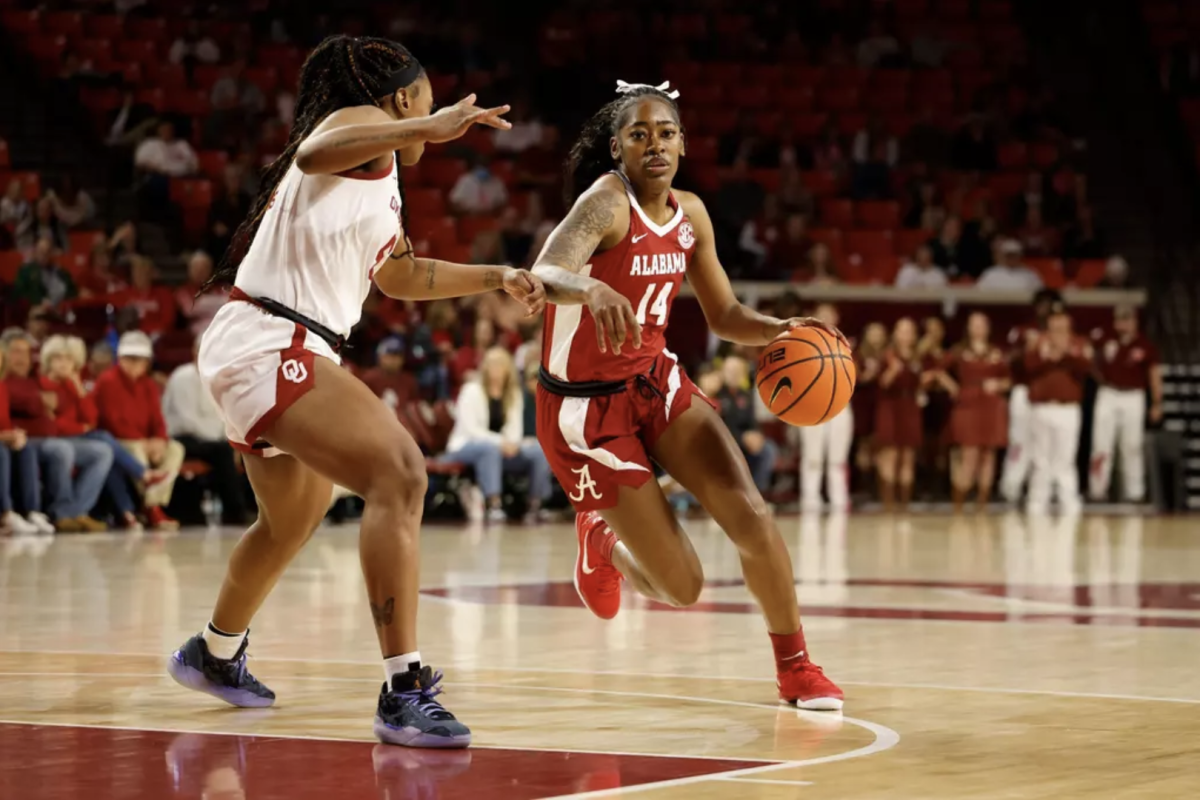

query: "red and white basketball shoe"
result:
(574, 511), (623, 620)
(777, 655), (845, 711)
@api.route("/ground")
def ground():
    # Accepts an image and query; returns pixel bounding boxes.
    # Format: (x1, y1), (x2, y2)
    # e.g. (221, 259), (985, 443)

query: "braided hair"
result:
(205, 35), (424, 290)
(564, 82), (682, 206)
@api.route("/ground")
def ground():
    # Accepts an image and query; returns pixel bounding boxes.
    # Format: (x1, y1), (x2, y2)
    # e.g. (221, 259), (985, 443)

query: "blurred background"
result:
(0, 0), (1194, 530)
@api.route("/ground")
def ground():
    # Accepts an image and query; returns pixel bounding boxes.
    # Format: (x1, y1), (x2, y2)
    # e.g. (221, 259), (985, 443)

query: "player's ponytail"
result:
(563, 80), (682, 206)
(203, 35), (422, 292)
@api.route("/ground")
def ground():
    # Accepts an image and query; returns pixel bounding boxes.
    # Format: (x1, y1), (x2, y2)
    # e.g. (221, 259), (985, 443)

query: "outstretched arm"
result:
(375, 239), (545, 314)
(531, 178), (642, 354)
(680, 193), (844, 346)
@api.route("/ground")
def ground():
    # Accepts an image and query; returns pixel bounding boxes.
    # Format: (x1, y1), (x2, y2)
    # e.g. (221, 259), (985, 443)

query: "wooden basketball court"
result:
(1, 512), (1197, 798)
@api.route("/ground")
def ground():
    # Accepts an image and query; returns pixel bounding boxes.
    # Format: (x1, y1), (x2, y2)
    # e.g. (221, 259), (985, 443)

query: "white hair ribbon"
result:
(615, 79), (680, 99)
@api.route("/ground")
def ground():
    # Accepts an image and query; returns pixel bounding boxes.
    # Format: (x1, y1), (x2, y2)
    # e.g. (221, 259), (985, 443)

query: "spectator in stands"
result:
(441, 347), (552, 523)
(851, 139), (895, 200)
(904, 180), (946, 230)
(927, 216), (963, 276)
(1011, 170), (1047, 227)
(48, 178), (95, 229)
(78, 244), (126, 298)
(1015, 206), (1059, 258)
(16, 197), (68, 252)
(951, 117), (997, 172)
(117, 256), (177, 337)
(134, 121), (199, 179)
(92, 331), (183, 530)
(0, 342), (44, 535)
(493, 94), (544, 154)
(977, 239), (1043, 291)
(715, 355), (778, 494)
(0, 179), (31, 244)
(1098, 254), (1132, 289)
(470, 229), (507, 266)
(24, 308), (51, 357)
(449, 155), (509, 216)
(13, 238), (77, 307)
(958, 201), (1000, 278)
(853, 115), (899, 168)
(767, 213), (812, 279)
(739, 194), (782, 270)
(207, 164), (252, 260)
(801, 241), (839, 284)
(714, 157), (766, 254)
(2, 330), (111, 532)
(105, 89), (158, 149)
(450, 316), (496, 393)
(168, 20), (221, 70)
(1063, 206), (1105, 260)
(176, 251), (226, 338)
(857, 19), (901, 67)
(162, 341), (249, 526)
(84, 341), (113, 392)
(496, 206), (534, 266)
(207, 59), (267, 147)
(39, 335), (149, 530)
(361, 336), (420, 414)
(513, 317), (542, 374)
(895, 244), (948, 289)
(904, 107), (951, 169)
(777, 165), (815, 218)
(105, 221), (141, 269)
(812, 121), (849, 174)
(719, 114), (760, 167)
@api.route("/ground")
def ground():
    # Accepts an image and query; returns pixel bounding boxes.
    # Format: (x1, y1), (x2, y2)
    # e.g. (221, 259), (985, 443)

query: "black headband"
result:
(379, 58), (424, 95)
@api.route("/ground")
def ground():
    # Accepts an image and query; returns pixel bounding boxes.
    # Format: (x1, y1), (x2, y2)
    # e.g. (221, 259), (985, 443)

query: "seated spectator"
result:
(440, 347), (552, 523)
(470, 229), (507, 265)
(207, 164), (252, 260)
(719, 114), (761, 167)
(951, 117), (997, 172)
(798, 241), (839, 284)
(513, 317), (542, 374)
(777, 166), (815, 218)
(206, 59), (267, 148)
(105, 89), (158, 149)
(2, 330), (111, 532)
(0, 342), (45, 535)
(852, 115), (899, 167)
(895, 245), (949, 289)
(927, 216), (963, 277)
(714, 356), (778, 493)
(84, 341), (114, 391)
(48, 178), (96, 229)
(176, 251), (227, 338)
(1098, 255), (1132, 289)
(116, 256), (178, 337)
(14, 237), (77, 307)
(851, 139), (894, 200)
(135, 121), (199, 179)
(449, 317), (496, 395)
(1015, 206), (1059, 257)
(714, 157), (766, 252)
(92, 332), (183, 530)
(857, 19), (901, 67)
(39, 335), (151, 530)
(1063, 206), (1105, 259)
(738, 195), (782, 269)
(16, 196), (68, 252)
(162, 341), (249, 526)
(767, 213), (812, 278)
(496, 205), (534, 266)
(361, 336), (420, 413)
(105, 220), (142, 269)
(449, 155), (509, 216)
(904, 106), (951, 168)
(1, 179), (31, 246)
(1011, 170), (1047, 227)
(904, 181), (945, 230)
(958, 202), (1000, 278)
(977, 239), (1043, 291)
(168, 20), (221, 69)
(812, 121), (848, 174)
(493, 94), (544, 154)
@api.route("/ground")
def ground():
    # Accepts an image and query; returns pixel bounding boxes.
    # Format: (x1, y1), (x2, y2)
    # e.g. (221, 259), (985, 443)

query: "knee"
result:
(720, 493), (776, 550)
(365, 440), (428, 507)
(659, 563), (705, 607)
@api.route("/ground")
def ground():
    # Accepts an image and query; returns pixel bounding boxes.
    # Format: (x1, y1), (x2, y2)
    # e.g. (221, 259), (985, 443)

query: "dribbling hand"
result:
(424, 94), (511, 144)
(586, 283), (642, 356)
(501, 268), (547, 317)
(770, 317), (849, 348)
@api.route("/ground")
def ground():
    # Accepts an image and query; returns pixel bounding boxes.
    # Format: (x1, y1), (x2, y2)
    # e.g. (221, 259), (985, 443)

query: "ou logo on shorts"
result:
(281, 358), (308, 384)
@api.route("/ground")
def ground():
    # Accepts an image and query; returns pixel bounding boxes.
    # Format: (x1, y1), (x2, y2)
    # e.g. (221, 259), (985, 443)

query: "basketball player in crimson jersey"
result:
(531, 81), (843, 709)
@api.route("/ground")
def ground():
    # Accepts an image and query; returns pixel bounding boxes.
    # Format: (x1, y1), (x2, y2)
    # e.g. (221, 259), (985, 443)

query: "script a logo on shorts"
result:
(281, 358), (308, 384)
(569, 464), (603, 503)
(677, 220), (695, 249)
(770, 376), (794, 406)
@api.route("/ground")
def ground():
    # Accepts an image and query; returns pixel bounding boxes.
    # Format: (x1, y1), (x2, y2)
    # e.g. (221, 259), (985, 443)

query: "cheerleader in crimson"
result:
(874, 317), (923, 511)
(531, 81), (843, 710)
(937, 312), (1011, 512)
(851, 322), (887, 481)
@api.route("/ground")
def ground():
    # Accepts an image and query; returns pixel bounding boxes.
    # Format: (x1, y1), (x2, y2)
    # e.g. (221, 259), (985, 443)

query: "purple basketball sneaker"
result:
(167, 633), (275, 708)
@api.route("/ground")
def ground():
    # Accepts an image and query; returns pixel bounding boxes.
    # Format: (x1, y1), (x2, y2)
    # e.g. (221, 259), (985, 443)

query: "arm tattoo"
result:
(483, 270), (501, 289)
(370, 597), (395, 628)
(537, 190), (618, 272)
(425, 259), (436, 290)
(328, 128), (416, 150)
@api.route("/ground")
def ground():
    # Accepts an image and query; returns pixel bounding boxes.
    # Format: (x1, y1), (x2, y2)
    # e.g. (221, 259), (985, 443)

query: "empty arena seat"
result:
(67, 230), (102, 255)
(862, 255), (902, 285)
(170, 179), (213, 209)
(1071, 259), (1107, 288)
(197, 151), (230, 180)
(0, 250), (23, 285)
(420, 159), (467, 191)
(1024, 257), (1066, 289)
(856, 200), (901, 229)
(997, 141), (1028, 169)
(458, 216), (499, 244)
(0, 139), (8, 170)
(844, 230), (894, 260)
(802, 169), (840, 197)
(42, 11), (83, 38)
(819, 198), (854, 228)
(405, 188), (447, 218)
(893, 228), (933, 258)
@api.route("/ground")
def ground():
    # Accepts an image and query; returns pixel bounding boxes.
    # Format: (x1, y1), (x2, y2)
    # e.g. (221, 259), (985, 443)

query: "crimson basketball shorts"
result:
(536, 351), (716, 511)
(197, 299), (337, 458)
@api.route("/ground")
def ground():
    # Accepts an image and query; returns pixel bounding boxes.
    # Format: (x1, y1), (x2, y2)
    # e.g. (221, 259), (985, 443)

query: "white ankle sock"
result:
(384, 651), (422, 683)
(202, 622), (247, 660)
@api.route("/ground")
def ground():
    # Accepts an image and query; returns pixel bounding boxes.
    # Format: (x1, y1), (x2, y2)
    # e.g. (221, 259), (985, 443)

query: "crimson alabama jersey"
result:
(542, 172), (696, 383)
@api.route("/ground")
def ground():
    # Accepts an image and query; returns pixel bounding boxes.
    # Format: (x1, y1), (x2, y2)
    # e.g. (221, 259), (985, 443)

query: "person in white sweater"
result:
(441, 347), (551, 523)
(162, 345), (249, 524)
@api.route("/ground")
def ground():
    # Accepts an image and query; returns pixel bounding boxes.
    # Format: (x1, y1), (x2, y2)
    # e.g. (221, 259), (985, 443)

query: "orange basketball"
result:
(756, 326), (856, 427)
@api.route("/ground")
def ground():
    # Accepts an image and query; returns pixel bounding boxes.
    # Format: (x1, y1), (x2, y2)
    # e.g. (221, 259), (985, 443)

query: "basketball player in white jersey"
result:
(166, 36), (545, 750)
(799, 303), (854, 512)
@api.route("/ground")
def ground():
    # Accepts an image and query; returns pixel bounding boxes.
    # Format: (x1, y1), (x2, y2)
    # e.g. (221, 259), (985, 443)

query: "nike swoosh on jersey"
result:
(769, 377), (794, 405)
(632, 233), (648, 243)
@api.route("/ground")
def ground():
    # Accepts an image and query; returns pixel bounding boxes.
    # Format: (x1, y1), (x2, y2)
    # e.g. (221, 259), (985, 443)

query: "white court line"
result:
(0, 671), (901, 770)
(3, 648), (1199, 706)
(718, 777), (815, 786)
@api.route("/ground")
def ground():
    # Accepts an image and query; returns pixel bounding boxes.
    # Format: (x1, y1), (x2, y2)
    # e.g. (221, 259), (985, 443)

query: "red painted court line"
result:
(0, 723), (769, 800)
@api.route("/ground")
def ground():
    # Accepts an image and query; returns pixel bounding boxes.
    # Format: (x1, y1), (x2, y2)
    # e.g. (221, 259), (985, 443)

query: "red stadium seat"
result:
(7, 171), (41, 201)
(0, 139), (8, 170)
(27, 34), (67, 66)
(135, 88), (165, 110)
(170, 179), (213, 210)
(42, 11), (83, 39)
(1071, 259), (1107, 288)
(997, 142), (1028, 169)
(827, 66), (869, 90)
(807, 228), (843, 260)
(736, 84), (771, 110)
(893, 228), (933, 258)
(157, 64), (188, 92)
(790, 113), (827, 139)
(791, 66), (826, 87)
(980, 0), (1013, 21)
(988, 171), (1027, 201)
(86, 15), (124, 39)
(755, 112), (783, 138)
(439, 243), (473, 265)
(127, 17), (168, 41)
(405, 189), (447, 218)
(844, 230), (894, 260)
(0, 251), (23, 285)
(171, 91), (211, 117)
(458, 216), (499, 245)
(856, 200), (901, 229)
(751, 168), (781, 193)
(818, 88), (861, 113)
(744, 64), (783, 89)
(489, 159), (513, 186)
(685, 135), (718, 163)
(702, 108), (739, 136)
(67, 230), (102, 255)
(117, 39), (159, 67)
(835, 112), (868, 136)
(192, 64), (224, 91)
(62, 251), (89, 280)
(197, 151), (229, 181)
(895, 0), (931, 19)
(862, 255), (902, 285)
(244, 67), (279, 94)
(871, 70), (911, 91)
(868, 86), (910, 112)
(1, 9), (41, 35)
(779, 86), (815, 113)
(819, 198), (854, 228)
(1025, 257), (1065, 289)
(421, 158), (467, 191)
(801, 169), (840, 197)
(1030, 142), (1060, 168)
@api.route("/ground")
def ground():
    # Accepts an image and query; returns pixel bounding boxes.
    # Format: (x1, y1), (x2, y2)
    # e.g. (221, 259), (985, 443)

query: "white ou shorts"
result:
(198, 298), (340, 458)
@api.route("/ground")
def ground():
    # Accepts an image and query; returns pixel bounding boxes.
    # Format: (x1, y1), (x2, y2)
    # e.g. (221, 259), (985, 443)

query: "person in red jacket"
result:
(111, 256), (178, 337)
(1, 343), (45, 535)
(39, 334), (159, 529)
(1024, 309), (1092, 515)
(92, 331), (183, 529)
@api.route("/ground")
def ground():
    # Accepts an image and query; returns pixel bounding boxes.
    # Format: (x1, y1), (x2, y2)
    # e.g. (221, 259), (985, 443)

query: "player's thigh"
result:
(242, 453), (332, 537)
(261, 357), (427, 503)
(650, 401), (771, 535)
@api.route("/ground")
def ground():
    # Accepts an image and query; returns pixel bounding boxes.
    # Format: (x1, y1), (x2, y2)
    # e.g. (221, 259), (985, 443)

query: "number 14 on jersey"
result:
(635, 283), (673, 327)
